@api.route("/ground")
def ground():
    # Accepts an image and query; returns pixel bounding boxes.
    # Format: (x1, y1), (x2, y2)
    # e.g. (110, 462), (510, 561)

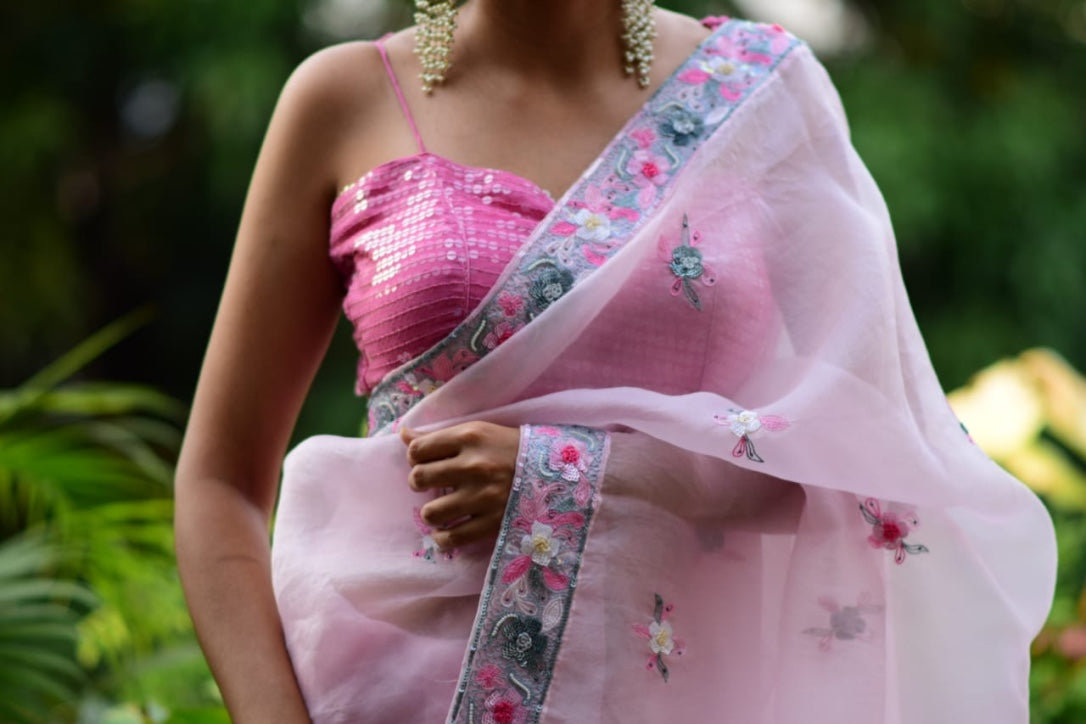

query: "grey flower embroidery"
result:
(658, 105), (705, 146)
(658, 214), (716, 310)
(527, 264), (575, 316)
(803, 595), (883, 651)
(495, 614), (548, 670)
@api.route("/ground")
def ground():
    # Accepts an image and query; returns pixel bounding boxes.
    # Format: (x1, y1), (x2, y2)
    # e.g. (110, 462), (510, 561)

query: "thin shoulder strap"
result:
(374, 37), (427, 154)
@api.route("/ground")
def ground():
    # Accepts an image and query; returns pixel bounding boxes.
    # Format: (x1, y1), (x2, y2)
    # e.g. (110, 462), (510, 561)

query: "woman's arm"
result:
(174, 45), (383, 721)
(402, 423), (801, 552)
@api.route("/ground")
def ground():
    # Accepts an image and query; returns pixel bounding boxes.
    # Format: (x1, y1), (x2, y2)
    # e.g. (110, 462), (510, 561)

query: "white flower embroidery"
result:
(571, 208), (612, 242)
(713, 408), (789, 463)
(648, 620), (675, 655)
(700, 56), (741, 78)
(520, 521), (561, 566)
(727, 409), (763, 437)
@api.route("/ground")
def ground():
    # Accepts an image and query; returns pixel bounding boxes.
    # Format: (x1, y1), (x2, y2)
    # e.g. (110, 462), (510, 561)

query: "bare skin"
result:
(174, 3), (712, 721)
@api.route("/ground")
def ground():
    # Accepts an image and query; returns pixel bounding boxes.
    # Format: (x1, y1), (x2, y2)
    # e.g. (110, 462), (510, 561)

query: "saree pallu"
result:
(272, 20), (1055, 723)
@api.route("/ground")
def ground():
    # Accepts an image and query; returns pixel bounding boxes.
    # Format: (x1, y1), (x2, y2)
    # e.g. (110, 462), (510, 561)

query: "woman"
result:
(175, 2), (1055, 722)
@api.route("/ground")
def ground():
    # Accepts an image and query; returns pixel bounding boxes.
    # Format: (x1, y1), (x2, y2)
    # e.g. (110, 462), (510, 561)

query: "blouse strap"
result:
(374, 37), (427, 154)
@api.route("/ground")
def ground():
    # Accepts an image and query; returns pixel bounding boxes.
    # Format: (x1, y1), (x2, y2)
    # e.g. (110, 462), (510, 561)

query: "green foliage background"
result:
(0, 0), (1083, 720)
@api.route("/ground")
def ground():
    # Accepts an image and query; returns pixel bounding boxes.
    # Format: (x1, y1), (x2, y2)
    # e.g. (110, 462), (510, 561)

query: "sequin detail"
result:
(329, 154), (553, 395)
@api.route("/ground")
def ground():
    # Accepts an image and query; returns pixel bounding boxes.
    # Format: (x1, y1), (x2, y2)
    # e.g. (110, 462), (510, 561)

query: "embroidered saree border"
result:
(366, 19), (803, 435)
(448, 425), (610, 724)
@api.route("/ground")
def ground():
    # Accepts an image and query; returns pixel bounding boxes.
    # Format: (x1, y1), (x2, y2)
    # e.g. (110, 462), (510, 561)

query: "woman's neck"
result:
(456, 0), (629, 83)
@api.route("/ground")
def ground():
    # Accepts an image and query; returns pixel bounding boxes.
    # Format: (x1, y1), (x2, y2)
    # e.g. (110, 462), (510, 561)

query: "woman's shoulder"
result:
(277, 39), (387, 126)
(267, 37), (407, 195)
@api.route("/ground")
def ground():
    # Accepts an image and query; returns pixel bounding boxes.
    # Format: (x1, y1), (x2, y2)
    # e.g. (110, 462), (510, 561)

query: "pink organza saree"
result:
(271, 19), (1055, 723)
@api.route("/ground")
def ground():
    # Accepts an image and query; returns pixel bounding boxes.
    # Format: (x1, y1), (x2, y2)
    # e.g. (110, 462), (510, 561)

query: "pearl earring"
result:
(621, 0), (657, 89)
(413, 0), (658, 93)
(414, 0), (458, 94)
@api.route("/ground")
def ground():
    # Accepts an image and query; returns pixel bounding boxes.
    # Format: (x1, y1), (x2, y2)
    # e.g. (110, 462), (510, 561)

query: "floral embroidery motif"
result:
(366, 20), (801, 435)
(495, 614), (549, 670)
(481, 693), (526, 724)
(483, 321), (517, 350)
(471, 663), (528, 724)
(657, 105), (705, 146)
(626, 148), (669, 191)
(569, 207), (614, 242)
(658, 214), (716, 310)
(802, 594), (883, 651)
(498, 291), (525, 318)
(632, 593), (686, 682)
(502, 520), (573, 593)
(450, 426), (610, 723)
(526, 263), (575, 317)
(859, 498), (930, 564)
(411, 506), (454, 562)
(713, 408), (790, 463)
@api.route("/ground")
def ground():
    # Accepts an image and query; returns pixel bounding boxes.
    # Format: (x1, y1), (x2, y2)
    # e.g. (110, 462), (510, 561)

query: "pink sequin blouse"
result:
(328, 41), (554, 394)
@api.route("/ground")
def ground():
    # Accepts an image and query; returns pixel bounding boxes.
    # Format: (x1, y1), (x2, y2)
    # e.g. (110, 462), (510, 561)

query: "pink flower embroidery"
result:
(715, 32), (774, 66)
(548, 440), (589, 482)
(491, 700), (516, 724)
(859, 499), (929, 564)
(411, 507), (453, 562)
(395, 377), (431, 397)
(626, 149), (671, 207)
(475, 663), (503, 690)
(632, 593), (685, 682)
(713, 408), (790, 463)
(630, 126), (656, 149)
(626, 149), (669, 185)
(546, 438), (595, 505)
(483, 321), (516, 350)
(419, 348), (477, 383)
(497, 291), (524, 317)
(483, 692), (525, 724)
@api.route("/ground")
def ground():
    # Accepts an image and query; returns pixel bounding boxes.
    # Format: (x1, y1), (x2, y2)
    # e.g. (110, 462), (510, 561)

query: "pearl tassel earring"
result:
(621, 0), (657, 89)
(413, 0), (658, 93)
(414, 0), (458, 94)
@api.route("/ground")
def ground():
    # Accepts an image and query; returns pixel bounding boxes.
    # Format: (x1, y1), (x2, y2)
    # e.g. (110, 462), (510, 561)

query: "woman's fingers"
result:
(408, 456), (459, 492)
(403, 421), (521, 548)
(419, 476), (509, 526)
(402, 424), (472, 465)
(403, 421), (517, 466)
(429, 510), (504, 549)
(409, 447), (514, 493)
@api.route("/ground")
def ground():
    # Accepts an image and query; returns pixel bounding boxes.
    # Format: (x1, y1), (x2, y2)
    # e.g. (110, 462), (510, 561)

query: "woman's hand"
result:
(400, 421), (521, 549)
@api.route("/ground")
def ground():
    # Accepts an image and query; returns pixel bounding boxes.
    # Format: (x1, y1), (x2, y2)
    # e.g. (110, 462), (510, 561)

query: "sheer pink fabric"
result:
(272, 21), (1054, 723)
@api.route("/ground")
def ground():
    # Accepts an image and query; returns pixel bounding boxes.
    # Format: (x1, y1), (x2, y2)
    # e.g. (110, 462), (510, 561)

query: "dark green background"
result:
(1, 1), (1083, 720)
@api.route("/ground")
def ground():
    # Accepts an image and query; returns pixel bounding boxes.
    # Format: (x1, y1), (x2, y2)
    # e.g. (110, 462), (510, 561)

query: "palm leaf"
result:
(0, 534), (91, 721)
(13, 309), (154, 397)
